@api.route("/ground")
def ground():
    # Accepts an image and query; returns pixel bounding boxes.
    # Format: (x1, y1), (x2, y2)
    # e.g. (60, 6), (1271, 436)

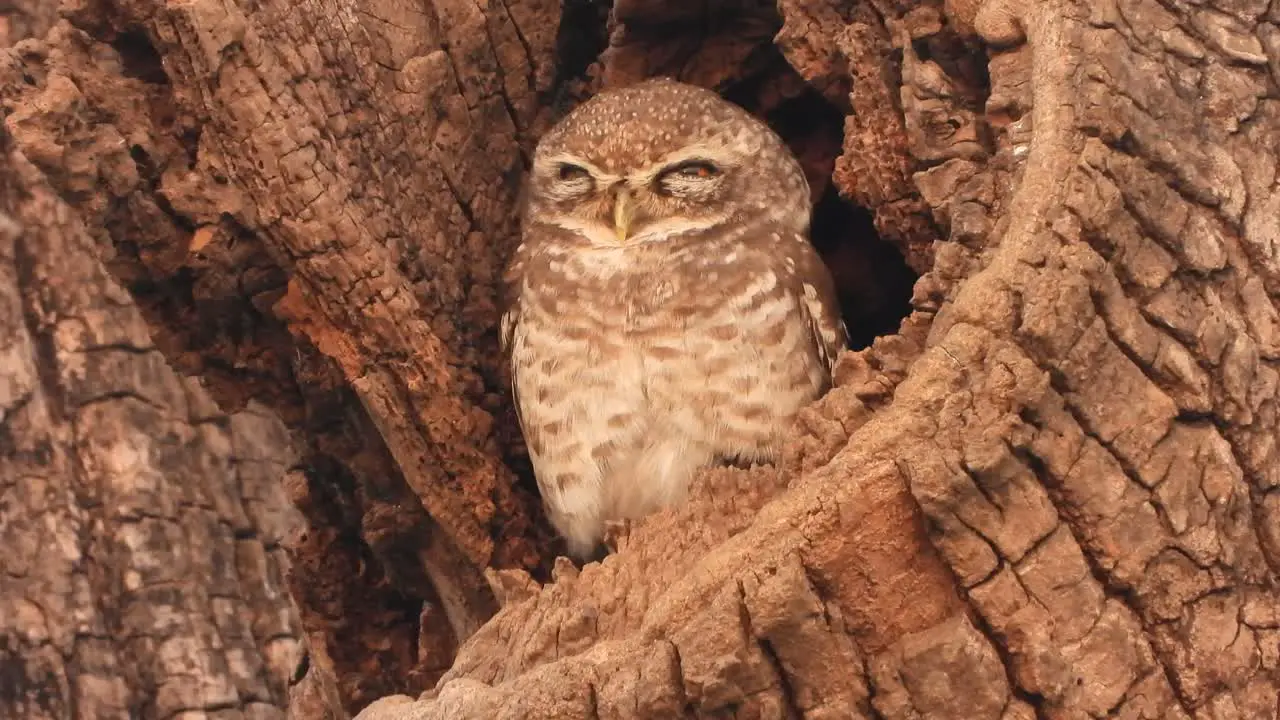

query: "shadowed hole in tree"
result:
(809, 186), (917, 350)
(109, 28), (169, 86)
(290, 457), (437, 711)
(726, 79), (919, 351)
(550, 0), (612, 113)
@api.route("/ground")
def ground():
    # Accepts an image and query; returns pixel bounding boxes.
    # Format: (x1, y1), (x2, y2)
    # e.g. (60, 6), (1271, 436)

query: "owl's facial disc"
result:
(535, 151), (735, 246)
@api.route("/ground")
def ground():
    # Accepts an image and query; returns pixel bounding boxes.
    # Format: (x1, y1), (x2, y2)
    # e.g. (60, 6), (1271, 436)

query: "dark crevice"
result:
(736, 580), (801, 718)
(548, 0), (612, 116)
(288, 645), (311, 687)
(925, 460), (1055, 718)
(963, 600), (1053, 720)
(757, 636), (802, 718)
(666, 639), (694, 713)
(744, 82), (919, 351)
(127, 144), (152, 171)
(11, 233), (68, 423)
(810, 187), (918, 350)
(0, 391), (35, 462)
(912, 29), (992, 114)
(294, 363), (485, 691)
(150, 191), (197, 235)
(287, 456), (430, 716)
(860, 648), (888, 720)
(109, 28), (169, 86)
(584, 680), (601, 719)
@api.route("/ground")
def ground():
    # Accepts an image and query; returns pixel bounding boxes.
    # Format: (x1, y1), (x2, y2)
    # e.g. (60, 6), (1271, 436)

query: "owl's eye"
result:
(556, 163), (591, 182)
(656, 161), (721, 196)
(662, 160), (720, 180)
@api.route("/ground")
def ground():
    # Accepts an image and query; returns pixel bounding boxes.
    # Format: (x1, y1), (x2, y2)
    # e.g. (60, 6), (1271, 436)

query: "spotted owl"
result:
(500, 78), (847, 559)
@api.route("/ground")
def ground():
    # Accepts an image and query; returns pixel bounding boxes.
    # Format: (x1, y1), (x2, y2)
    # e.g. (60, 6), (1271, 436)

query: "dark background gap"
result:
(728, 78), (919, 351)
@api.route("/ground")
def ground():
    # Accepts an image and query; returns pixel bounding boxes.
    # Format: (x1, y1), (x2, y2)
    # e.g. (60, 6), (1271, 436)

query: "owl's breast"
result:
(513, 247), (825, 466)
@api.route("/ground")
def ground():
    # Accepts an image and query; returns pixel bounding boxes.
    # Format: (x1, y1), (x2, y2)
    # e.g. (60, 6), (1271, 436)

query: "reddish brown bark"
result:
(0, 123), (304, 717)
(3, 0), (1279, 718)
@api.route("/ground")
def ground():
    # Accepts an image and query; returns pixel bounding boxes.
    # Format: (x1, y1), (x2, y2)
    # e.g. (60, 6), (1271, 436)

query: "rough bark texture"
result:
(0, 0), (56, 48)
(3, 0), (1280, 718)
(0, 119), (305, 716)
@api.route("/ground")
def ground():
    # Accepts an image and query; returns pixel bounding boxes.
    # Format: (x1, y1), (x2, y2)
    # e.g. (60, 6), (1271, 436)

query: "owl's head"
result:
(524, 78), (810, 248)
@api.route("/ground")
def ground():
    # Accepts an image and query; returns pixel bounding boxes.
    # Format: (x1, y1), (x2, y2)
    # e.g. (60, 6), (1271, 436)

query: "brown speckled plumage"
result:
(500, 78), (847, 558)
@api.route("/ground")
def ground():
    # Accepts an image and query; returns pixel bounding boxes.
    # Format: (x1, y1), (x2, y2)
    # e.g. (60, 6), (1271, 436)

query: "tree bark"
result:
(0, 115), (310, 716)
(3, 0), (1280, 718)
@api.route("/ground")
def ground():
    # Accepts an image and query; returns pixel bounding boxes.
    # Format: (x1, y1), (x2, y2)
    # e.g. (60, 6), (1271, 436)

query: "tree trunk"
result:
(0, 115), (312, 716)
(3, 0), (1279, 717)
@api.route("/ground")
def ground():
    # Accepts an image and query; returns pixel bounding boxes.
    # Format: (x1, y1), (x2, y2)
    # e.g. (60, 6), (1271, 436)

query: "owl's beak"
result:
(612, 190), (634, 243)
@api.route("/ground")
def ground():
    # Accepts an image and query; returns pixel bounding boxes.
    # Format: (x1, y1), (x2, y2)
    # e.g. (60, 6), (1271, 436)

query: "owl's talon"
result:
(551, 555), (580, 583)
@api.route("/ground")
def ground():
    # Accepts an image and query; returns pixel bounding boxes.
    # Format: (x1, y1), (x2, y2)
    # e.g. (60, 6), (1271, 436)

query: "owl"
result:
(500, 78), (847, 559)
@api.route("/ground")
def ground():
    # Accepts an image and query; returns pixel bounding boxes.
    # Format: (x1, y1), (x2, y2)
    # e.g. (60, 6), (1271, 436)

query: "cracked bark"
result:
(0, 127), (306, 717)
(3, 0), (1280, 718)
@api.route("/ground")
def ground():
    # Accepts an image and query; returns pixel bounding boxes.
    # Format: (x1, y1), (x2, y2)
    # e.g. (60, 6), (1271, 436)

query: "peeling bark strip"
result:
(2, 0), (1280, 716)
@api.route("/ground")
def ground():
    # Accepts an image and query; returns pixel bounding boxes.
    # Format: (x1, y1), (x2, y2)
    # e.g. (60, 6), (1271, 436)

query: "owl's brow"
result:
(633, 144), (739, 182)
(537, 153), (615, 180)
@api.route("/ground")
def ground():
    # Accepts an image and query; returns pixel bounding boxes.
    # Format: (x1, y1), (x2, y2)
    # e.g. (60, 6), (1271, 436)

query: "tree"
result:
(0, 107), (307, 718)
(2, 0), (1277, 717)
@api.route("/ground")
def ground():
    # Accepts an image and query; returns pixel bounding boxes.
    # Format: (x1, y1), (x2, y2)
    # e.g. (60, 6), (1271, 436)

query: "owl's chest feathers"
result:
(519, 242), (800, 424)
(540, 242), (742, 333)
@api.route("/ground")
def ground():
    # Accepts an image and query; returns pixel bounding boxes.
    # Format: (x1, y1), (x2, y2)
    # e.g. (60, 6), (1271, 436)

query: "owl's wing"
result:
(500, 305), (529, 437)
(499, 306), (518, 357)
(787, 232), (848, 378)
(499, 249), (527, 433)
